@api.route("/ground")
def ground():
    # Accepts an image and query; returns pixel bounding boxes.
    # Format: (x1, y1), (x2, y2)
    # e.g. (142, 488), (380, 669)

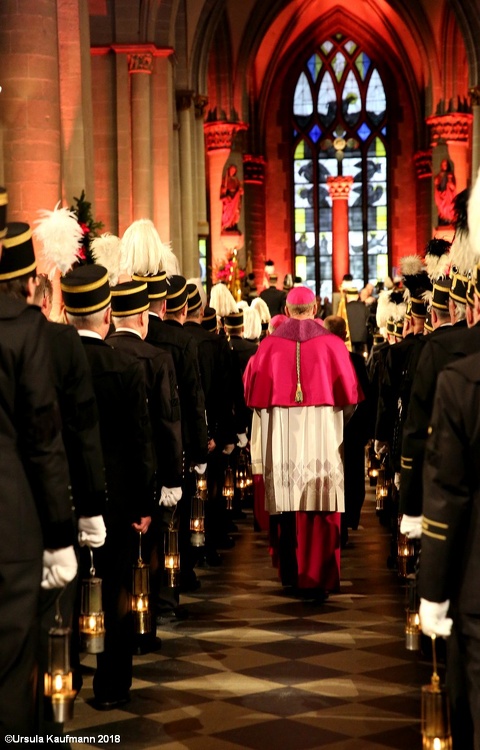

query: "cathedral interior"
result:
(1, 0), (479, 297)
(1, 1), (479, 747)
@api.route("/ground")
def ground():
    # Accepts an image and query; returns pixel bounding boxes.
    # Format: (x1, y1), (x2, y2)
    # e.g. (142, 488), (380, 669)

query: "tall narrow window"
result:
(293, 36), (388, 297)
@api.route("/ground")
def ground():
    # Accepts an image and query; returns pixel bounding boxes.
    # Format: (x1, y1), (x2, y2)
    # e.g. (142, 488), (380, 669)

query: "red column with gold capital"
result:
(327, 176), (353, 292)
(204, 121), (247, 281)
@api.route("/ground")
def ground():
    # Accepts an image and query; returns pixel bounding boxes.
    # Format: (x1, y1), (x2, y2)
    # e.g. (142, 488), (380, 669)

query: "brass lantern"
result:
(196, 469), (208, 501)
(164, 526), (180, 587)
(405, 608), (421, 651)
(44, 621), (76, 723)
(223, 466), (235, 510)
(79, 579), (105, 654)
(132, 532), (152, 635)
(190, 493), (205, 547)
(245, 457), (253, 489)
(236, 451), (248, 497)
(375, 466), (389, 510)
(367, 449), (380, 486)
(397, 532), (415, 578)
(421, 636), (452, 749)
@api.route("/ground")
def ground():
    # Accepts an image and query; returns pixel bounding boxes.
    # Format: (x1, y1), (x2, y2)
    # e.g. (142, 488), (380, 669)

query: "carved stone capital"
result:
(469, 87), (480, 107)
(204, 121), (248, 153)
(326, 175), (354, 199)
(413, 150), (432, 179)
(426, 113), (473, 145)
(194, 95), (209, 118)
(176, 90), (194, 112)
(243, 155), (266, 184)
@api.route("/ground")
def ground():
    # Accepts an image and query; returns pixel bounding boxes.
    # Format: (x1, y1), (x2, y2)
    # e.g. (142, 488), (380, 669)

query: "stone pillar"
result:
(204, 121), (247, 278)
(128, 47), (153, 219)
(413, 149), (433, 249)
(426, 112), (473, 208)
(177, 91), (196, 278)
(57, 0), (95, 204)
(194, 96), (209, 238)
(243, 155), (266, 291)
(327, 176), (354, 292)
(469, 87), (480, 183)
(0, 0), (62, 229)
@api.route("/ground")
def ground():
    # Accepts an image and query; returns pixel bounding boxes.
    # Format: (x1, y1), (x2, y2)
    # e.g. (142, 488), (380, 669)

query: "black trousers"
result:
(447, 612), (480, 750)
(0, 558), (42, 737)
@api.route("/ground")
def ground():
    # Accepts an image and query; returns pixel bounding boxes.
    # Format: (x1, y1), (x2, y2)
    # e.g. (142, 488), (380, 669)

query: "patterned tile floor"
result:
(67, 489), (436, 749)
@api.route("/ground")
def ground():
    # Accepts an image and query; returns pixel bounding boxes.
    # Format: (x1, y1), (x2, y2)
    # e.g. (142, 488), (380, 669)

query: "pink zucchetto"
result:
(286, 286), (315, 305)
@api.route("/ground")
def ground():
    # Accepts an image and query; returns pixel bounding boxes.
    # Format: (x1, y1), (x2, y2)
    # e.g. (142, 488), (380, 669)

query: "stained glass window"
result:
(292, 36), (388, 297)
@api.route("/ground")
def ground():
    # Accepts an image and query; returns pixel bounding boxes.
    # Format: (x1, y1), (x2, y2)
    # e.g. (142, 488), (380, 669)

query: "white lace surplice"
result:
(250, 406), (344, 513)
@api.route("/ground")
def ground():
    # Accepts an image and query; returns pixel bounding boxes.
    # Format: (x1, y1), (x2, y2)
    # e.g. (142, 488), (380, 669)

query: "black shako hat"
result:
(201, 306), (217, 331)
(165, 274), (188, 312)
(186, 282), (202, 312)
(61, 264), (111, 315)
(0, 187), (7, 239)
(0, 222), (36, 282)
(111, 280), (149, 317)
(431, 278), (452, 310)
(224, 311), (243, 329)
(133, 269), (167, 300)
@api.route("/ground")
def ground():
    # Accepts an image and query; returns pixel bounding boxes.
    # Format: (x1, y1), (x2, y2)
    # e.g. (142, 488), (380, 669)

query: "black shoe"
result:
(133, 635), (162, 655)
(216, 535), (235, 549)
(89, 693), (131, 711)
(205, 552), (222, 567)
(179, 573), (201, 593)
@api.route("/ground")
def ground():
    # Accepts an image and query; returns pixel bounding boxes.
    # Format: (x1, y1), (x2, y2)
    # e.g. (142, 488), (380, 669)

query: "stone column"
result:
(57, 0), (95, 204)
(469, 87), (480, 183)
(327, 175), (354, 292)
(128, 47), (153, 220)
(243, 155), (266, 291)
(177, 91), (196, 278)
(0, 0), (62, 228)
(204, 121), (247, 278)
(413, 150), (433, 248)
(194, 96), (209, 238)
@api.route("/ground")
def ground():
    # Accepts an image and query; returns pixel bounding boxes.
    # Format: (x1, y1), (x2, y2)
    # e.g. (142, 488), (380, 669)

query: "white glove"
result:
(237, 433), (248, 448)
(159, 486), (182, 507)
(419, 598), (453, 638)
(193, 463), (207, 475)
(222, 444), (235, 455)
(374, 440), (388, 455)
(394, 472), (401, 491)
(78, 515), (106, 548)
(400, 514), (423, 539)
(41, 546), (78, 590)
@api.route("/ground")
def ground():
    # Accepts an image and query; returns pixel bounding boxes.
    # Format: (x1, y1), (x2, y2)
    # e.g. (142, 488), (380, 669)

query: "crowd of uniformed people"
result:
(1, 181), (480, 749)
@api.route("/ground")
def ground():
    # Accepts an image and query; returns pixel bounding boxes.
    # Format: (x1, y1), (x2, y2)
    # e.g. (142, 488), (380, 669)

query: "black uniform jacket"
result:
(375, 333), (424, 470)
(146, 315), (208, 464)
(0, 298), (74, 560)
(184, 321), (236, 447)
(419, 352), (480, 612)
(259, 287), (287, 316)
(80, 336), (156, 524)
(400, 322), (480, 515)
(107, 330), (182, 488)
(45, 320), (106, 518)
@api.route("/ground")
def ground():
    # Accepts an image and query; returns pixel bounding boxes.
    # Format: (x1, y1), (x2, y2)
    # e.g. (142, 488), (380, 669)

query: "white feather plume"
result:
(468, 166), (480, 266)
(449, 228), (475, 274)
(33, 202), (84, 278)
(251, 296), (271, 323)
(425, 252), (450, 281)
(399, 254), (424, 277)
(121, 219), (181, 277)
(91, 233), (121, 285)
(209, 283), (238, 317)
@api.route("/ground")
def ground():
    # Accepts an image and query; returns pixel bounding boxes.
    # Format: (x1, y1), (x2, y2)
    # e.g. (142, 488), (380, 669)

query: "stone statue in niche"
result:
(434, 158), (457, 226)
(220, 164), (243, 233)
